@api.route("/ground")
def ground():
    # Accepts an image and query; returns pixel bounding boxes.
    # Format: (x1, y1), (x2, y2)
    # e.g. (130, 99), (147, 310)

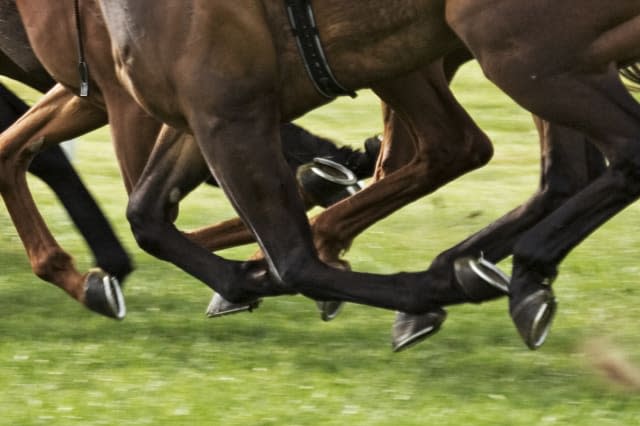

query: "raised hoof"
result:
(453, 256), (510, 302)
(206, 293), (262, 318)
(510, 289), (557, 350)
(391, 308), (447, 352)
(297, 158), (363, 207)
(84, 269), (126, 320)
(315, 300), (344, 322)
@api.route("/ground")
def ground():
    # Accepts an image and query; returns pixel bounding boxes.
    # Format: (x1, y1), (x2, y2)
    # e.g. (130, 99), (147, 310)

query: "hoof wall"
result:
(206, 293), (261, 318)
(84, 269), (126, 319)
(316, 300), (344, 322)
(454, 256), (510, 302)
(391, 308), (447, 352)
(511, 289), (557, 350)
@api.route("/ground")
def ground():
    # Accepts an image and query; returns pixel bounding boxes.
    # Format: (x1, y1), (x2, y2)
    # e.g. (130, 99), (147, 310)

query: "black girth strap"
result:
(285, 0), (356, 99)
(74, 0), (89, 97)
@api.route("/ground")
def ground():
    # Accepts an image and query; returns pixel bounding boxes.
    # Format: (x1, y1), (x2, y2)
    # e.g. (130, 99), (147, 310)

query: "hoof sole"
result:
(511, 289), (557, 350)
(391, 308), (447, 352)
(316, 300), (344, 322)
(84, 269), (126, 319)
(206, 293), (261, 318)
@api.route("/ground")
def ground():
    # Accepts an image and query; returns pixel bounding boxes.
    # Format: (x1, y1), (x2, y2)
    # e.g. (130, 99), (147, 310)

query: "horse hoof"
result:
(391, 308), (447, 352)
(453, 256), (510, 302)
(84, 269), (126, 320)
(315, 300), (344, 321)
(297, 158), (363, 207)
(510, 289), (557, 350)
(206, 293), (262, 318)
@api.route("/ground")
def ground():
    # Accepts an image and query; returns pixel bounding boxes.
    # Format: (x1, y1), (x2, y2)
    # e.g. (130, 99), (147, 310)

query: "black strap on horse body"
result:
(74, 0), (89, 97)
(285, 0), (356, 99)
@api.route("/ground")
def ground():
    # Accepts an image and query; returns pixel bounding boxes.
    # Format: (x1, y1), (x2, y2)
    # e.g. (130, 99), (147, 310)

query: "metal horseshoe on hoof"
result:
(84, 269), (126, 320)
(391, 308), (448, 353)
(206, 293), (262, 318)
(510, 289), (557, 350)
(453, 256), (510, 302)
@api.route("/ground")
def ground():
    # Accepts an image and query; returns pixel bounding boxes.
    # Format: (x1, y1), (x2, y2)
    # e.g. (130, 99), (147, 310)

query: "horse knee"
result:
(126, 196), (163, 255)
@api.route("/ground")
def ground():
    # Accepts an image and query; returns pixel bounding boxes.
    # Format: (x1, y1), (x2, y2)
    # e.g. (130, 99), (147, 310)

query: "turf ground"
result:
(0, 64), (639, 425)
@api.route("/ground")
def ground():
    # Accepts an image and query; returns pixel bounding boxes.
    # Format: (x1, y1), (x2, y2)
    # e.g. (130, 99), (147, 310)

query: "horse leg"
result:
(168, 78), (480, 316)
(0, 84), (129, 318)
(405, 119), (606, 351)
(312, 63), (493, 265)
(28, 144), (133, 282)
(188, 121), (379, 252)
(431, 116), (606, 291)
(301, 64), (495, 348)
(0, 83), (133, 282)
(127, 124), (285, 316)
(126, 122), (297, 306)
(181, 123), (378, 318)
(99, 0), (504, 318)
(506, 74), (640, 349)
(448, 2), (640, 348)
(187, 217), (253, 251)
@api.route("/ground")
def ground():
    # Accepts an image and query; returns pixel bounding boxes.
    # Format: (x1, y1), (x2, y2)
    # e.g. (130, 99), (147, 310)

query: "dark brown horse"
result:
(89, 0), (640, 351)
(0, 0), (376, 319)
(3, 0), (499, 332)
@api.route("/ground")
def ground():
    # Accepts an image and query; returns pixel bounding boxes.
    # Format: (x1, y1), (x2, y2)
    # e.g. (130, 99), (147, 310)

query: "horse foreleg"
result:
(312, 64), (493, 268)
(0, 83), (133, 281)
(126, 124), (292, 304)
(0, 84), (127, 318)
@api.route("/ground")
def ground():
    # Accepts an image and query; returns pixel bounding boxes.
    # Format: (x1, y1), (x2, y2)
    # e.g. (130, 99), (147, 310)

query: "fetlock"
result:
(346, 135), (381, 179)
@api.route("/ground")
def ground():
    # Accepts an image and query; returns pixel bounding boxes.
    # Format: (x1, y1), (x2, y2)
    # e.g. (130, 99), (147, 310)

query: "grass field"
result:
(1, 64), (640, 425)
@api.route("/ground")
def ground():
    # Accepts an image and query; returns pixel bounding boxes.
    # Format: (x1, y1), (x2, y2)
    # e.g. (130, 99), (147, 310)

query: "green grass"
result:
(1, 64), (640, 425)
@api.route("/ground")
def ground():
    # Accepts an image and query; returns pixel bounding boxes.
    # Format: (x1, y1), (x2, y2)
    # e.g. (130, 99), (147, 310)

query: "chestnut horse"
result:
(89, 0), (640, 350)
(0, 4), (133, 286)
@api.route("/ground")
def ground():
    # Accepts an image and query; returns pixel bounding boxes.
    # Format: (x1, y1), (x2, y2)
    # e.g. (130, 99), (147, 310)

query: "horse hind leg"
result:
(478, 58), (640, 350)
(0, 84), (126, 319)
(431, 116), (606, 292)
(312, 63), (493, 271)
